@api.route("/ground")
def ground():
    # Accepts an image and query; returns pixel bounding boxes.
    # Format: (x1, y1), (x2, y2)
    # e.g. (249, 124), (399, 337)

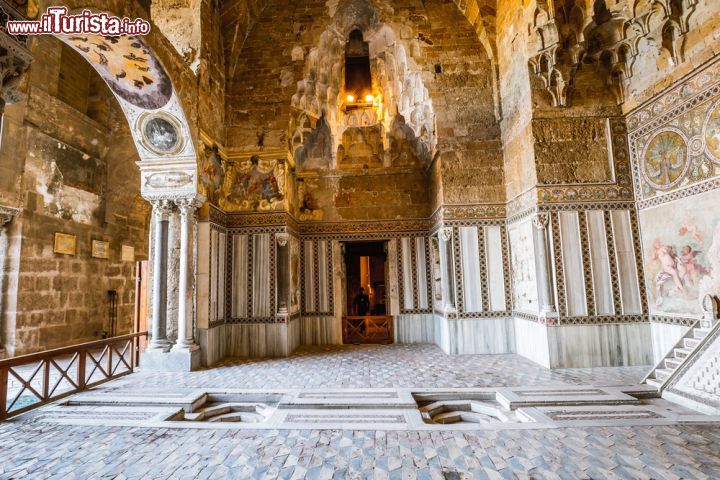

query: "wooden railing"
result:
(342, 316), (394, 344)
(0, 332), (147, 420)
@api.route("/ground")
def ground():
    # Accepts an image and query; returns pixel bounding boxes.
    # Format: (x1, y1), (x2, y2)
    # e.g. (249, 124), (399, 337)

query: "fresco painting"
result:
(61, 34), (173, 110)
(640, 189), (720, 316)
(219, 155), (285, 212)
(199, 145), (223, 204)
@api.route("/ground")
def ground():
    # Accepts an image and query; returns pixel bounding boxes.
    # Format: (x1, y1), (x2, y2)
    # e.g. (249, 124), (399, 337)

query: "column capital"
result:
(532, 212), (550, 230)
(276, 232), (289, 247)
(439, 227), (453, 243)
(151, 199), (175, 220)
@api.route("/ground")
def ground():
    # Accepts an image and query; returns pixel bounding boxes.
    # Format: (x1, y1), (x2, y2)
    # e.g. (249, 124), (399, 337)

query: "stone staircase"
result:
(647, 317), (720, 397)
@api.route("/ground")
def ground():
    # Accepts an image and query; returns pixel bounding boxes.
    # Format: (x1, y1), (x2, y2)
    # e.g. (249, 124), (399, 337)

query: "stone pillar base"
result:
(140, 348), (201, 372)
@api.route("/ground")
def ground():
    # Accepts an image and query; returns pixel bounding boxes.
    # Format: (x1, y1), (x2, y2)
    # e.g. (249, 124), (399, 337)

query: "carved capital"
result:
(174, 197), (200, 218)
(532, 213), (550, 231)
(439, 227), (453, 243)
(276, 232), (289, 247)
(151, 199), (174, 220)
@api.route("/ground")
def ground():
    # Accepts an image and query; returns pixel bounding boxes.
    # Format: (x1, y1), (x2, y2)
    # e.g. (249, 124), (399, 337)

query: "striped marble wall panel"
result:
(558, 211), (588, 317)
(251, 233), (271, 318)
(586, 211), (614, 315)
(459, 226), (483, 313)
(397, 235), (432, 314)
(485, 226), (507, 312)
(611, 210), (642, 315)
(415, 237), (429, 309)
(301, 240), (333, 315)
(231, 234), (248, 318)
(209, 228), (226, 323)
(317, 240), (330, 312)
(400, 238), (414, 310)
(303, 240), (315, 312)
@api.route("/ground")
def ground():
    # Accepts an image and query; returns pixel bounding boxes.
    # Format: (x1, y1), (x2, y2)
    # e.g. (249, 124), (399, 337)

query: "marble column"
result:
(276, 233), (290, 316)
(173, 198), (199, 351)
(532, 213), (558, 320)
(148, 200), (173, 351)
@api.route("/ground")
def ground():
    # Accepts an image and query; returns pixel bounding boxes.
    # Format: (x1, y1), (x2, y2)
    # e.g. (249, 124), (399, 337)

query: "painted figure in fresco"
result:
(200, 145), (223, 204)
(227, 155), (282, 205)
(678, 245), (709, 287)
(653, 240), (686, 306)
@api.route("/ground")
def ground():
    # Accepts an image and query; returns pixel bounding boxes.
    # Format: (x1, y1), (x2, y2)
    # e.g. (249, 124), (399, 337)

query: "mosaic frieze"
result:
(629, 58), (720, 200)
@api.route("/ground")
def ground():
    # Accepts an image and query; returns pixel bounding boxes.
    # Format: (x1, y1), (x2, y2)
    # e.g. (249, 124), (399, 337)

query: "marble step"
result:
(654, 368), (674, 381)
(693, 328), (710, 339)
(684, 337), (700, 349)
(674, 347), (693, 359)
(664, 357), (682, 370)
(645, 378), (664, 390)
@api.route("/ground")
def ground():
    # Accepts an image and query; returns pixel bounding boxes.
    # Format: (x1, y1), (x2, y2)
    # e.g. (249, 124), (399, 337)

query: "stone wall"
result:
(0, 37), (149, 356)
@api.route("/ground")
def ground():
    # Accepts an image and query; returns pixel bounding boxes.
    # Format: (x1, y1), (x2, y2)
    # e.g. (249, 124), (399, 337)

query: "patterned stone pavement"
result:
(2, 344), (720, 479)
(113, 344), (650, 390)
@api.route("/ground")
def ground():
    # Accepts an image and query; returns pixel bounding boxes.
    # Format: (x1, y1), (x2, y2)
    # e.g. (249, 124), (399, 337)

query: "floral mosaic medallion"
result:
(703, 100), (720, 164)
(642, 129), (689, 190)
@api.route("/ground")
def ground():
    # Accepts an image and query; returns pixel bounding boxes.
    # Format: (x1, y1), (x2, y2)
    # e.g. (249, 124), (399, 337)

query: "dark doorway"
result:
(342, 241), (393, 344)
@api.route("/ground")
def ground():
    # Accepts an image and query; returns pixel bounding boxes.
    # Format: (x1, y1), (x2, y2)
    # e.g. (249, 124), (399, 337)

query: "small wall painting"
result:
(54, 232), (76, 256)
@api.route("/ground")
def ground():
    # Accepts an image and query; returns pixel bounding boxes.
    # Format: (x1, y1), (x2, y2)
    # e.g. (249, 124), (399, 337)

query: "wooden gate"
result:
(342, 316), (394, 344)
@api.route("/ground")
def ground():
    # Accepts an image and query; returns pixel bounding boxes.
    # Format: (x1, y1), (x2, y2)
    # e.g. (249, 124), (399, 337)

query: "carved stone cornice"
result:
(0, 29), (32, 106)
(0, 204), (20, 227)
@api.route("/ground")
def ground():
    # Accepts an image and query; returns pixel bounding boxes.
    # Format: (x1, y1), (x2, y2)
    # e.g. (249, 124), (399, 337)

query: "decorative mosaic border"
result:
(627, 56), (720, 203)
(649, 314), (697, 327)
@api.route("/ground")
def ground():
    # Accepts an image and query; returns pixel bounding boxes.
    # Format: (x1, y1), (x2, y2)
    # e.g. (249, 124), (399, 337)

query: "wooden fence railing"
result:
(0, 332), (147, 420)
(342, 316), (394, 344)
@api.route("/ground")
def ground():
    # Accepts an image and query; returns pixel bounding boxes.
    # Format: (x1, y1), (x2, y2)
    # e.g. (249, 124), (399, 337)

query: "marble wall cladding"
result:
(196, 222), (211, 329)
(434, 313), (451, 354)
(209, 227), (227, 323)
(303, 240), (315, 312)
(287, 316), (301, 354)
(651, 322), (691, 363)
(300, 316), (338, 345)
(508, 218), (538, 312)
(226, 322), (293, 358)
(586, 211), (614, 316)
(197, 325), (225, 366)
(394, 314), (435, 344)
(401, 238), (414, 311)
(485, 226), (507, 312)
(301, 239), (333, 315)
(251, 233), (271, 317)
(460, 226), (483, 312)
(231, 234), (248, 318)
(513, 317), (551, 368)
(611, 210), (643, 315)
(546, 323), (653, 368)
(415, 237), (429, 309)
(559, 211), (588, 317)
(446, 317), (515, 355)
(317, 240), (330, 312)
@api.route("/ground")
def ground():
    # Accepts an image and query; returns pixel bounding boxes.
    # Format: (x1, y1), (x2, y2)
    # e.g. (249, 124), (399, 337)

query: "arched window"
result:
(344, 29), (372, 104)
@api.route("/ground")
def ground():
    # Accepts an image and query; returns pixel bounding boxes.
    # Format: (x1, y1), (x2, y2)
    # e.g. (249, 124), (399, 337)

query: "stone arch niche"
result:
(54, 11), (199, 202)
(52, 8), (204, 370)
(290, 0), (435, 172)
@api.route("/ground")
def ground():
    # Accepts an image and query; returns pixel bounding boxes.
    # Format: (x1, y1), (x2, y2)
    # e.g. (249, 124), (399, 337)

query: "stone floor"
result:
(115, 344), (650, 390)
(2, 344), (720, 480)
